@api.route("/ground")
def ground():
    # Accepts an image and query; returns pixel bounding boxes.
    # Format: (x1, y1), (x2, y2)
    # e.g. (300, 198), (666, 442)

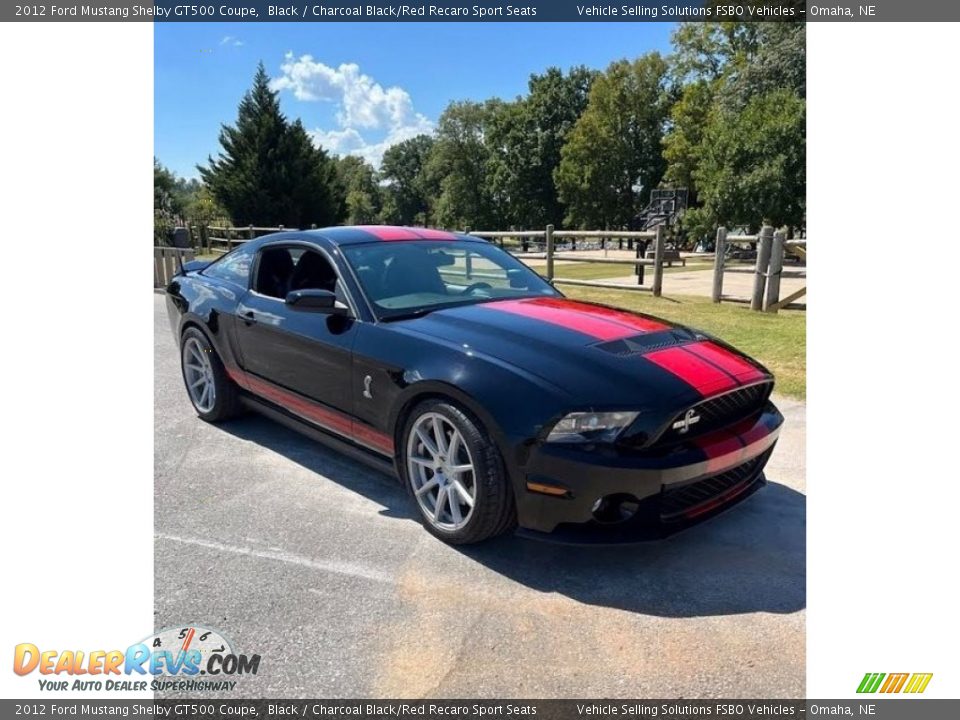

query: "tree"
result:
(663, 21), (806, 235)
(334, 155), (381, 225)
(555, 54), (671, 228)
(198, 63), (344, 228)
(428, 101), (503, 230)
(662, 80), (713, 195)
(695, 89), (805, 231)
(484, 66), (596, 229)
(379, 135), (435, 225)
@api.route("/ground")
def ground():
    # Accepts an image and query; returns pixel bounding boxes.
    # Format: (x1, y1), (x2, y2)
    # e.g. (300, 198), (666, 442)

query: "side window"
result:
(202, 246), (254, 287)
(253, 248), (296, 299)
(254, 247), (340, 300)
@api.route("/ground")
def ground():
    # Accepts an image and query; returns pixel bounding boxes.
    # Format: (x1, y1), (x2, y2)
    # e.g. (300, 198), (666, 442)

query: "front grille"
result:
(660, 449), (771, 521)
(660, 381), (772, 445)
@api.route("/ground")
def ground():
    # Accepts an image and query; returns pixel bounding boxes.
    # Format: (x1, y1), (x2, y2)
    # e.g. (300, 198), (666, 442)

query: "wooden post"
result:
(751, 225), (774, 311)
(545, 224), (555, 280)
(652, 225), (665, 297)
(765, 230), (786, 313)
(712, 226), (727, 303)
(154, 248), (164, 288)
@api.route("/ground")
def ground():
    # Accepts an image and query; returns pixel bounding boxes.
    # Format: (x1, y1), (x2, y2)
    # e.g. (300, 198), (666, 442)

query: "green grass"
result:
(560, 286), (806, 399)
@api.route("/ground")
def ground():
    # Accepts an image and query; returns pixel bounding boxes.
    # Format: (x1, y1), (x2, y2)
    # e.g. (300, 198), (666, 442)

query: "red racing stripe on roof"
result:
(644, 346), (739, 396)
(683, 341), (766, 385)
(355, 226), (422, 241)
(354, 225), (457, 241)
(483, 298), (665, 341)
(409, 227), (458, 240)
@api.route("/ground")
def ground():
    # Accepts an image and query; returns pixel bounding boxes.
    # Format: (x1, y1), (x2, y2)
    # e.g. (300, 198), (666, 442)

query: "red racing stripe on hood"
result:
(644, 346), (739, 396)
(683, 341), (766, 384)
(484, 298), (667, 341)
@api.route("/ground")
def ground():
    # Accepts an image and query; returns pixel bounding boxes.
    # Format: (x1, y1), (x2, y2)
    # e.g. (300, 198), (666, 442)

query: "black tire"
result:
(179, 327), (243, 423)
(401, 399), (516, 544)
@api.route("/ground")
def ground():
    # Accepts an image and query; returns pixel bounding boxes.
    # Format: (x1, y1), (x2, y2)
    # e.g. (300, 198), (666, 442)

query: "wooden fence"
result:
(712, 226), (807, 313)
(466, 225), (667, 296)
(162, 222), (804, 311)
(202, 225), (295, 254)
(154, 247), (195, 288)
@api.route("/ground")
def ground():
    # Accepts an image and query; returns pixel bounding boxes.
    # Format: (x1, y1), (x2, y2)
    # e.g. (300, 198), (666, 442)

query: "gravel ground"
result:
(154, 293), (805, 698)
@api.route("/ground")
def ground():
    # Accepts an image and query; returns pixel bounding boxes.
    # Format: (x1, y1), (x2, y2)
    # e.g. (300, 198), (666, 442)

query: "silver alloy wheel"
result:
(182, 337), (216, 414)
(406, 412), (477, 531)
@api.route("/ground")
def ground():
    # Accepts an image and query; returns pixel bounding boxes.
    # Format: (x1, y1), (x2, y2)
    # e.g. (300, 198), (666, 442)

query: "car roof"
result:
(296, 225), (477, 246)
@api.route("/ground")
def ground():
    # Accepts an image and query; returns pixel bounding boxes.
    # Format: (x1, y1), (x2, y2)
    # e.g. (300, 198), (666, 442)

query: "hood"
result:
(390, 297), (771, 412)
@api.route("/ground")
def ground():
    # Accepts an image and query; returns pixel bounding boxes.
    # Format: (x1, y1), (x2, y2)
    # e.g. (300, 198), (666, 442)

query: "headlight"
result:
(545, 411), (640, 444)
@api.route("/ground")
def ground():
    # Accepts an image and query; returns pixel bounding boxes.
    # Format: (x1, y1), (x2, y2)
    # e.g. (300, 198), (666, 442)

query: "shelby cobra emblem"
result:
(672, 409), (701, 434)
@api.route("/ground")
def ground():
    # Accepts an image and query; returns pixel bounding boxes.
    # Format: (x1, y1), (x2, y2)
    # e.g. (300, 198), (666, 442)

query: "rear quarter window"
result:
(202, 246), (254, 287)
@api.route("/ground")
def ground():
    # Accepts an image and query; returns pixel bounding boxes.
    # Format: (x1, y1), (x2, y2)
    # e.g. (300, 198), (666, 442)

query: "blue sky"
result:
(155, 23), (675, 178)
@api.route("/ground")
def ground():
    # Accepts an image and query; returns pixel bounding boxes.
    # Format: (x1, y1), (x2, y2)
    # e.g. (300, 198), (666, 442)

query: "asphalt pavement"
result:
(154, 293), (805, 698)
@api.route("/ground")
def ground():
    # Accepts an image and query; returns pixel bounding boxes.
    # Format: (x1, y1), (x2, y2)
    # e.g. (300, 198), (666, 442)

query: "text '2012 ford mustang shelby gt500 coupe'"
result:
(166, 226), (782, 544)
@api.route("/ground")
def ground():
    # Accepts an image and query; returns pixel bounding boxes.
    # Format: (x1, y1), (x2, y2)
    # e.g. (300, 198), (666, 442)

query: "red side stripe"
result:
(645, 346), (739, 396)
(225, 366), (394, 455)
(484, 298), (662, 341)
(684, 342), (766, 384)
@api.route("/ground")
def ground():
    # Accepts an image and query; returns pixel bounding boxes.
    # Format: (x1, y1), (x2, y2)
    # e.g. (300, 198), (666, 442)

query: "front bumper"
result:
(514, 403), (783, 541)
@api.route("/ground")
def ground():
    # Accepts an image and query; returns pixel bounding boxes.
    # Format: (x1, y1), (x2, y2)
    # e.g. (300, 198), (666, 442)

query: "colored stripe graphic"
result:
(644, 346), (739, 396)
(485, 298), (667, 341)
(355, 225), (457, 241)
(857, 672), (932, 694)
(225, 366), (394, 455)
(904, 674), (933, 694)
(857, 673), (886, 693)
(683, 342), (766, 384)
(880, 673), (908, 693)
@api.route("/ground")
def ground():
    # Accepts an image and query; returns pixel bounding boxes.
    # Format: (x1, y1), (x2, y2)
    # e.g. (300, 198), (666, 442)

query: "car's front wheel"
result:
(180, 327), (242, 423)
(402, 400), (516, 544)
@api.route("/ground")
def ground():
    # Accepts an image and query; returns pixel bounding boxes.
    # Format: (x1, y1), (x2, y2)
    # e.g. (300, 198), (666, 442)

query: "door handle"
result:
(240, 310), (257, 325)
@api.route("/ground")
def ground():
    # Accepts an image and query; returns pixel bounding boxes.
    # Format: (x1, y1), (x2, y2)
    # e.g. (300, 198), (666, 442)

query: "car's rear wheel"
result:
(402, 400), (516, 544)
(180, 327), (242, 422)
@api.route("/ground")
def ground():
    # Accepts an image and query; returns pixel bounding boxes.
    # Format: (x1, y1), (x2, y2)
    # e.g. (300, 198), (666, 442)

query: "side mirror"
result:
(507, 268), (528, 289)
(285, 289), (348, 315)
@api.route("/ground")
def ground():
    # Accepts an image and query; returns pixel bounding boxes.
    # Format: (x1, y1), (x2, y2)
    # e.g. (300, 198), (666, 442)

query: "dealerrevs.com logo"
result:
(13, 625), (260, 693)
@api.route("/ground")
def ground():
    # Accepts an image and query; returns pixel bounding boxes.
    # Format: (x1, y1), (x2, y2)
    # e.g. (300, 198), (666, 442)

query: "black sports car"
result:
(166, 226), (783, 544)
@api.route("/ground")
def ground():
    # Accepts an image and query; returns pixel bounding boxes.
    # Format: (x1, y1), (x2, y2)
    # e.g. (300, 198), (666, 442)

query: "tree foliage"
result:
(555, 53), (671, 228)
(665, 22), (806, 236)
(379, 135), (436, 225)
(198, 63), (344, 228)
(428, 101), (503, 230)
(335, 155), (381, 225)
(168, 23), (805, 237)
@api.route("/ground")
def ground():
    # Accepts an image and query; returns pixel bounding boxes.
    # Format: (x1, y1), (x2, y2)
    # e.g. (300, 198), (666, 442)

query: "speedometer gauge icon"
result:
(139, 625), (234, 675)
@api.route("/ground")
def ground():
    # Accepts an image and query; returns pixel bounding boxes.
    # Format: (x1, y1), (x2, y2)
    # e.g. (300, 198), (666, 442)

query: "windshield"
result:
(342, 240), (560, 319)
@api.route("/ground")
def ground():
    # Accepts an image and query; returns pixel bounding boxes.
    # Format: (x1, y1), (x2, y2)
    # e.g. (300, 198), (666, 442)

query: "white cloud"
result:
(220, 36), (244, 47)
(271, 53), (434, 167)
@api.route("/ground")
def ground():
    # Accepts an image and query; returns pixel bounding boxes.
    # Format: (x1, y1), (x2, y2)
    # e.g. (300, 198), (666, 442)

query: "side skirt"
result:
(240, 395), (398, 479)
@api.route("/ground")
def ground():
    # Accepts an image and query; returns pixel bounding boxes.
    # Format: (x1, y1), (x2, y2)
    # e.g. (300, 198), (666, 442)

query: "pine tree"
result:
(199, 63), (344, 228)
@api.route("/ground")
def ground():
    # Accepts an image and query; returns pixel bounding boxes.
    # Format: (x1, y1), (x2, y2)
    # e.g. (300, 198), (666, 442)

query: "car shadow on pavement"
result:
(459, 481), (805, 618)
(220, 414), (805, 619)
